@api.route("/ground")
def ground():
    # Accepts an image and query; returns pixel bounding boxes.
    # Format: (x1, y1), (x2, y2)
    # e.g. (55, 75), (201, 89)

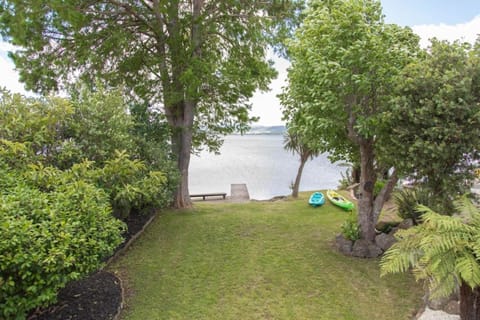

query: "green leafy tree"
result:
(283, 127), (320, 198)
(0, 0), (303, 208)
(382, 39), (480, 210)
(280, 0), (419, 242)
(381, 199), (480, 320)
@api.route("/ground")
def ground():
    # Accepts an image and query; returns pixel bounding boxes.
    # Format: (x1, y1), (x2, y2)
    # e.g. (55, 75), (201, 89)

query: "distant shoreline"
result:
(233, 125), (286, 135)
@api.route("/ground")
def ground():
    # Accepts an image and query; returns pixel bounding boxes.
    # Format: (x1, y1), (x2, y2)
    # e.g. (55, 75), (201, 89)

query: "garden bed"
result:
(27, 209), (156, 320)
(28, 271), (122, 320)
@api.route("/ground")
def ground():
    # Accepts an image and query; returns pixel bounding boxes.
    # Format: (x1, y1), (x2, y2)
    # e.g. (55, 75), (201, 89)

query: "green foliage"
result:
(280, 0), (419, 161)
(99, 151), (170, 219)
(0, 1), (304, 207)
(283, 126), (320, 161)
(373, 180), (386, 198)
(129, 103), (171, 169)
(0, 88), (134, 168)
(381, 198), (480, 299)
(382, 39), (480, 199)
(25, 151), (172, 220)
(0, 90), (74, 165)
(67, 85), (135, 166)
(280, 0), (420, 238)
(0, 150), (125, 319)
(341, 212), (361, 241)
(0, 89), (176, 215)
(394, 186), (455, 224)
(0, 0), (301, 151)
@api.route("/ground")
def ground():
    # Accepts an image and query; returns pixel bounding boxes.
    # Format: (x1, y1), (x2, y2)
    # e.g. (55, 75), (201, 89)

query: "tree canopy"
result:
(381, 39), (480, 206)
(0, 0), (304, 207)
(280, 0), (419, 242)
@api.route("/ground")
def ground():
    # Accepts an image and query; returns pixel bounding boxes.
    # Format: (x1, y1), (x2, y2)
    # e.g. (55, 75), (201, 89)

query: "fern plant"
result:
(380, 198), (480, 319)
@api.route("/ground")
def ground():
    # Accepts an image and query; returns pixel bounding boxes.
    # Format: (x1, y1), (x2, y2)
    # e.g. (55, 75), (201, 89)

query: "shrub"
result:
(373, 180), (385, 198)
(99, 151), (170, 219)
(341, 212), (361, 241)
(0, 168), (125, 319)
(394, 186), (453, 225)
(25, 150), (173, 220)
(66, 86), (135, 166)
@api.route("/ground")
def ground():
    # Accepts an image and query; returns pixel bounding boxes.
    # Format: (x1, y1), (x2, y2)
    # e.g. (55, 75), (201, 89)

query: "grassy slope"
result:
(110, 193), (422, 320)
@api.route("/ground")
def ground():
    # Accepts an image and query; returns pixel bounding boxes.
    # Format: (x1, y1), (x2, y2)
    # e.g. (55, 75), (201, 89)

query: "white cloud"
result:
(0, 42), (18, 52)
(412, 15), (480, 48)
(249, 56), (289, 126)
(0, 53), (26, 94)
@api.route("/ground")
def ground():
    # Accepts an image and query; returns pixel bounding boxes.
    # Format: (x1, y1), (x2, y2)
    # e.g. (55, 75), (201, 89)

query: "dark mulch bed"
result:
(28, 271), (121, 320)
(27, 209), (156, 320)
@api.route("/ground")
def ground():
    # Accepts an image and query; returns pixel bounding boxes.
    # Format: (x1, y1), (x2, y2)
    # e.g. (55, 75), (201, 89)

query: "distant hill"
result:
(246, 125), (286, 135)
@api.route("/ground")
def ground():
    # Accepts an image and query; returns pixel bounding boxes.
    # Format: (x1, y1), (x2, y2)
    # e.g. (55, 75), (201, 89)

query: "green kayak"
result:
(326, 190), (354, 211)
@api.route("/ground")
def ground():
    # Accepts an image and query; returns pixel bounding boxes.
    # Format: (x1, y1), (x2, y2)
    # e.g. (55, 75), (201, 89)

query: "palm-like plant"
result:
(380, 198), (480, 319)
(283, 128), (320, 198)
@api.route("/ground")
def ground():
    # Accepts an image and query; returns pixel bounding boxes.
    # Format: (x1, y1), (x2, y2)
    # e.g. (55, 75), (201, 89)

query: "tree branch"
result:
(373, 168), (398, 223)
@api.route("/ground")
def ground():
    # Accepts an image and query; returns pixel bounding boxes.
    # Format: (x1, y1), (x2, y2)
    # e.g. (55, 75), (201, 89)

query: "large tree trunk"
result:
(358, 141), (377, 242)
(172, 127), (193, 209)
(292, 156), (307, 198)
(460, 281), (480, 320)
(357, 142), (398, 242)
(169, 100), (195, 209)
(165, 0), (202, 209)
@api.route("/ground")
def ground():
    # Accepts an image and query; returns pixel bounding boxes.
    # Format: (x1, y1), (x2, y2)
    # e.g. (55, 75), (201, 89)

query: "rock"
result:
(375, 232), (396, 251)
(427, 290), (459, 311)
(367, 243), (383, 258)
(398, 218), (414, 229)
(351, 239), (370, 258)
(335, 234), (353, 255)
(417, 307), (460, 320)
(443, 300), (460, 315)
(375, 221), (399, 234)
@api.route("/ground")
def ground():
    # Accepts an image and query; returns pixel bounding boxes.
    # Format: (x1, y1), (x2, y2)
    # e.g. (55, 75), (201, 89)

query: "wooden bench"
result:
(190, 192), (227, 200)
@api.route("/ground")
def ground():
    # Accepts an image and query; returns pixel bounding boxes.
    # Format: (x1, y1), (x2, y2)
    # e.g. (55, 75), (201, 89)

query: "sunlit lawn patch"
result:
(110, 192), (422, 320)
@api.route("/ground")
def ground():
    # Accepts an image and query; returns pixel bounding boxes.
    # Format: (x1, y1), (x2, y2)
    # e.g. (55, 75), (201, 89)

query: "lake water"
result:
(189, 135), (346, 200)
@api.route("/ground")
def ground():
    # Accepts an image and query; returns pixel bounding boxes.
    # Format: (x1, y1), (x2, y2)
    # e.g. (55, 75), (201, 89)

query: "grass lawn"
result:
(110, 192), (423, 320)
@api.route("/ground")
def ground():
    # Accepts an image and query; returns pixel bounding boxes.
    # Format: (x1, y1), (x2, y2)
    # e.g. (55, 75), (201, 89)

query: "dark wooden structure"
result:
(190, 192), (227, 200)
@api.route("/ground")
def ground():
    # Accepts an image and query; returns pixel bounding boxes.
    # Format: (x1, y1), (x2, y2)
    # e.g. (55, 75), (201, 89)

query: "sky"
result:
(1, 1), (480, 125)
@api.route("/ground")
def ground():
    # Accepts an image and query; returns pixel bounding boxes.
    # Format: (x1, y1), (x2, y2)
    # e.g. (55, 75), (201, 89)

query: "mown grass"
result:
(110, 192), (422, 320)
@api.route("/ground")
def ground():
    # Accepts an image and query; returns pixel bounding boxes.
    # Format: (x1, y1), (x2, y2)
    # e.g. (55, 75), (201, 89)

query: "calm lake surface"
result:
(189, 135), (346, 200)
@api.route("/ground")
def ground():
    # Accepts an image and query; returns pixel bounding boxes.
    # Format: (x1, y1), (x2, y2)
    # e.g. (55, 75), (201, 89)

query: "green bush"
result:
(0, 167), (125, 319)
(341, 212), (361, 241)
(373, 180), (385, 198)
(98, 151), (171, 218)
(394, 186), (453, 224)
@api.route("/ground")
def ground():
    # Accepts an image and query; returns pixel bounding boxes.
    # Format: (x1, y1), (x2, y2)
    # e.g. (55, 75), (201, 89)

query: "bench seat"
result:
(190, 193), (227, 200)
